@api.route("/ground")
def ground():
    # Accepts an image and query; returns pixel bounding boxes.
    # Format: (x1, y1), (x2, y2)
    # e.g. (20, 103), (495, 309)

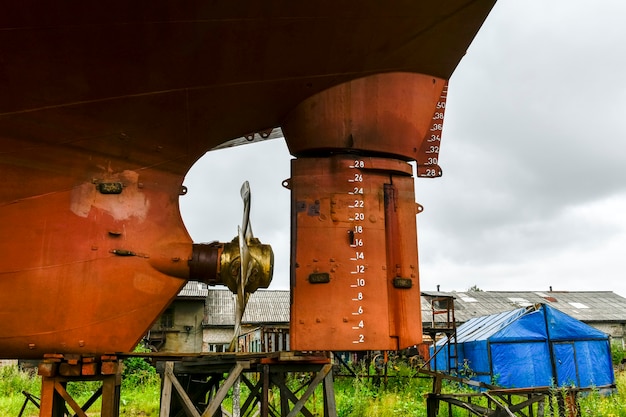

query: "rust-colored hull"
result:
(0, 1), (495, 358)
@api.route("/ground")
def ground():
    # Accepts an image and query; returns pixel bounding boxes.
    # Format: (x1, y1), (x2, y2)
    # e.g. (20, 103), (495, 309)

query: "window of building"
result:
(161, 308), (174, 329)
(207, 343), (229, 353)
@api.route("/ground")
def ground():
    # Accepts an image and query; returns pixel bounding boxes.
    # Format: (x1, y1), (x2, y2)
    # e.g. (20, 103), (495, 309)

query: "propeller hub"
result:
(221, 236), (274, 294)
(188, 238), (273, 293)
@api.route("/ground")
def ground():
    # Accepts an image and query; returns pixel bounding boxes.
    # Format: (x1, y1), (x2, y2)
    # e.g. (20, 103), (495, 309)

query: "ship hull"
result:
(0, 1), (495, 358)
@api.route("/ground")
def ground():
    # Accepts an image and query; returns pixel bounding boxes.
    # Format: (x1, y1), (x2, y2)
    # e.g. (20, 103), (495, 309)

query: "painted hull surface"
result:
(0, 1), (495, 358)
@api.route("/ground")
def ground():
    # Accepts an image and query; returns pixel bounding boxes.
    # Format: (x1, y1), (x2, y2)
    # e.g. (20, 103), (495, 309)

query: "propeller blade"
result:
(240, 181), (253, 242)
(230, 181), (255, 352)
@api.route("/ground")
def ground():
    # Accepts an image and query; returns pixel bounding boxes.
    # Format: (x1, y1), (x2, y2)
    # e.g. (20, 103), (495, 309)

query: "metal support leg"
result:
(322, 367), (337, 417)
(261, 364), (270, 417)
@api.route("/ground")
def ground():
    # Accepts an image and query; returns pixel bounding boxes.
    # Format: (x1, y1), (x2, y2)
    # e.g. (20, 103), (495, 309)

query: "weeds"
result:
(0, 359), (162, 417)
(0, 365), (41, 416)
(0, 365), (39, 397)
(333, 359), (430, 417)
(577, 371), (626, 417)
(3, 361), (626, 416)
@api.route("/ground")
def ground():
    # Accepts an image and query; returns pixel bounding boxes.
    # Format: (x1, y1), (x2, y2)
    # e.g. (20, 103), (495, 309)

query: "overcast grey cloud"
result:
(181, 0), (626, 297)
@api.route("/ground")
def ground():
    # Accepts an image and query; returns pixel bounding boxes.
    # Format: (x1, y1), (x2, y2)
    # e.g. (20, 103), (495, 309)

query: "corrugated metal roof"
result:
(422, 290), (626, 324)
(178, 281), (209, 298)
(179, 284), (626, 328)
(203, 289), (290, 326)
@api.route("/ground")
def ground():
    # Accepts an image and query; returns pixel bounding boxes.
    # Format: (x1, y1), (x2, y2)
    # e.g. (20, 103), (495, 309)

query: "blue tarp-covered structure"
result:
(430, 303), (615, 389)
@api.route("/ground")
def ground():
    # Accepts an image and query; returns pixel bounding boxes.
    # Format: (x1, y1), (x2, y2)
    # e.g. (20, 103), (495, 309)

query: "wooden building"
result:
(146, 282), (289, 353)
(148, 283), (626, 353)
(145, 281), (207, 353)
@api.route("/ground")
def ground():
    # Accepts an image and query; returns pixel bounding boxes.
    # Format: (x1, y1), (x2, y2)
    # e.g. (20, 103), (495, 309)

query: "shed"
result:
(431, 303), (615, 389)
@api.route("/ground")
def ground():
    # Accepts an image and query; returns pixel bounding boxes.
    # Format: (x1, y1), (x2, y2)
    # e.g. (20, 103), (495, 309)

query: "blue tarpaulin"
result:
(430, 303), (614, 388)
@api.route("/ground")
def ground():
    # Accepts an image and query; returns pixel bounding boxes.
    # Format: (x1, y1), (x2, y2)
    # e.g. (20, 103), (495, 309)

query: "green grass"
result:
(0, 365), (40, 416)
(3, 363), (626, 416)
(0, 358), (162, 417)
(332, 362), (431, 417)
(577, 371), (626, 417)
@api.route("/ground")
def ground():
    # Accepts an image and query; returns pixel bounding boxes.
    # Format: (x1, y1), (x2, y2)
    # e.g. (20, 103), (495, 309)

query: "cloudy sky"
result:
(181, 0), (626, 298)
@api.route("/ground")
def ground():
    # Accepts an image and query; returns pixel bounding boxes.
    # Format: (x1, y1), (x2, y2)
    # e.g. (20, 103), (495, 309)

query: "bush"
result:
(122, 344), (159, 388)
(612, 343), (625, 366)
(0, 365), (39, 397)
(0, 365), (41, 416)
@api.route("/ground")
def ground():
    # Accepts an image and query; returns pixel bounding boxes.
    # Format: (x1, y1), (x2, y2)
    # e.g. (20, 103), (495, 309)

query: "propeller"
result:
(227, 181), (273, 352)
(184, 182), (273, 353)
